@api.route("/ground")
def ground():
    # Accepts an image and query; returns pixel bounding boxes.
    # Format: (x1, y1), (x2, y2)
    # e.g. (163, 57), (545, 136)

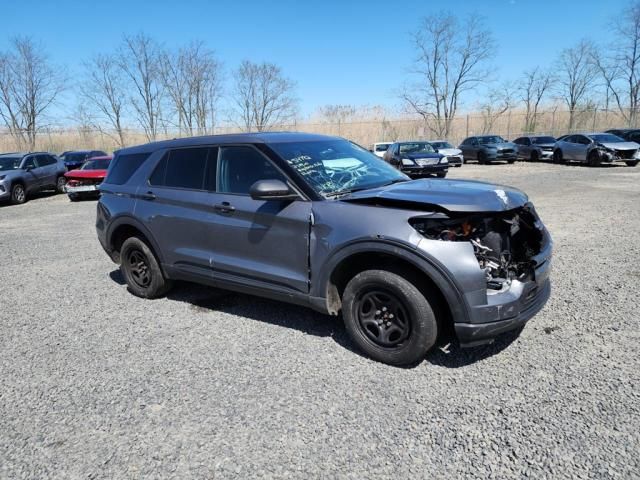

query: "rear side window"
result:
(106, 153), (151, 185)
(149, 147), (216, 190)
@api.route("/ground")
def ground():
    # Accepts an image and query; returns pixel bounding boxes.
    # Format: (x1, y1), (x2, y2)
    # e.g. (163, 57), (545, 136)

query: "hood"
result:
(342, 178), (529, 213)
(64, 169), (107, 179)
(486, 142), (516, 150)
(0, 169), (22, 179)
(437, 148), (462, 156)
(599, 141), (639, 151)
(403, 152), (442, 160)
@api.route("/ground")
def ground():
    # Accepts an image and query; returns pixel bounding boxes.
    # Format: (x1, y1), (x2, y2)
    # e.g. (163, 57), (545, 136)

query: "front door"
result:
(208, 145), (311, 294)
(21, 155), (46, 193)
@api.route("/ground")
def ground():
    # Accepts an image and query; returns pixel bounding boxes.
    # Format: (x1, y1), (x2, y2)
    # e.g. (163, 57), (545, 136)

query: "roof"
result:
(87, 155), (112, 160)
(117, 131), (343, 155)
(0, 152), (50, 157)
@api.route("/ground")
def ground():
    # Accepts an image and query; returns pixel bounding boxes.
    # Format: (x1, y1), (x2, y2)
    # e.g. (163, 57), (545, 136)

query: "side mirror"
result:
(25, 165), (34, 172)
(249, 179), (298, 201)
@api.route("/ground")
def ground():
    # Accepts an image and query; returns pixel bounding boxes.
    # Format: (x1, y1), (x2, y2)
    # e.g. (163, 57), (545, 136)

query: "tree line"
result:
(1, 2), (640, 149)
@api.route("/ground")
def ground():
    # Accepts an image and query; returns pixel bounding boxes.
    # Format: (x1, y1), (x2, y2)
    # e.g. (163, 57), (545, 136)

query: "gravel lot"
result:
(1, 162), (639, 479)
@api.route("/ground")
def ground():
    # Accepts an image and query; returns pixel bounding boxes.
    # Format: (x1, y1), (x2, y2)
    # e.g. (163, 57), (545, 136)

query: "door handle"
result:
(140, 191), (156, 201)
(214, 202), (235, 213)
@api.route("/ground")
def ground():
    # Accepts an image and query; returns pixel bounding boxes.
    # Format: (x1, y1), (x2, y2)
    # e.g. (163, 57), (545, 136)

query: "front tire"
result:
(120, 237), (173, 299)
(10, 183), (26, 204)
(56, 176), (67, 193)
(342, 270), (438, 366)
(478, 151), (487, 165)
(530, 151), (539, 162)
(553, 150), (564, 164)
(436, 172), (447, 178)
(625, 160), (639, 167)
(588, 150), (601, 167)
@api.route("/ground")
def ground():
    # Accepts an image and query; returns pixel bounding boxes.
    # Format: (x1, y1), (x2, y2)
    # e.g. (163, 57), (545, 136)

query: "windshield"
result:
(375, 143), (391, 152)
(0, 157), (22, 171)
(270, 140), (408, 198)
(82, 158), (110, 170)
(430, 141), (453, 149)
(478, 136), (506, 144)
(399, 142), (435, 154)
(532, 136), (556, 144)
(589, 134), (625, 143)
(61, 153), (88, 163)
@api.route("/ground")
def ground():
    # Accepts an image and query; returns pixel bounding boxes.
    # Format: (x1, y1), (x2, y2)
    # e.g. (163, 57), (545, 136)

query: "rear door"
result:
(207, 145), (312, 293)
(37, 154), (58, 187)
(136, 146), (218, 277)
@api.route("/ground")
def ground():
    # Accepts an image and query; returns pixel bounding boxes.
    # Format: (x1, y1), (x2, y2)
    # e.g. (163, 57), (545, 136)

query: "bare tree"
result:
(479, 82), (515, 134)
(401, 12), (495, 138)
(518, 67), (554, 132)
(119, 33), (163, 141)
(0, 37), (64, 150)
(80, 54), (127, 147)
(556, 40), (599, 130)
(592, 2), (640, 126)
(160, 41), (223, 135)
(231, 60), (298, 131)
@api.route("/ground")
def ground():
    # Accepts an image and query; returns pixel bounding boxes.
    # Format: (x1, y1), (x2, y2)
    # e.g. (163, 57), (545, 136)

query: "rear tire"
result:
(342, 270), (438, 366)
(507, 159), (516, 164)
(625, 160), (638, 167)
(120, 237), (173, 299)
(10, 183), (26, 204)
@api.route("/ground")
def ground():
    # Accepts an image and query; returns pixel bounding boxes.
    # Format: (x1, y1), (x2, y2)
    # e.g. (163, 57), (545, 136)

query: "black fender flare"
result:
(106, 214), (166, 265)
(312, 239), (469, 324)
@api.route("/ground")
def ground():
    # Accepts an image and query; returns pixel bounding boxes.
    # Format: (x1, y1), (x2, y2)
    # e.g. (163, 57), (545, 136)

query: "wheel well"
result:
(327, 252), (453, 336)
(110, 224), (152, 262)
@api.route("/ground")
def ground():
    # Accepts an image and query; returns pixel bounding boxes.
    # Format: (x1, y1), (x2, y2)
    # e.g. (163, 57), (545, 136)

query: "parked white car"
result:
(371, 142), (393, 158)
(428, 140), (464, 167)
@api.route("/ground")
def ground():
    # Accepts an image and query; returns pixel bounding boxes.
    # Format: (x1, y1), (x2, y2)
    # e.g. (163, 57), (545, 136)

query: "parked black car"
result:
(382, 141), (448, 178)
(96, 132), (552, 366)
(604, 128), (640, 143)
(513, 135), (557, 162)
(59, 150), (108, 170)
(459, 135), (517, 164)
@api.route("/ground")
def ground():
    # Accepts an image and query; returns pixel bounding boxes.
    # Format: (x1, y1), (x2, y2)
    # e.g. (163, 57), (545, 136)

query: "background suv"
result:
(513, 135), (557, 162)
(0, 152), (67, 204)
(459, 135), (517, 164)
(96, 132), (551, 366)
(382, 141), (448, 177)
(59, 150), (108, 170)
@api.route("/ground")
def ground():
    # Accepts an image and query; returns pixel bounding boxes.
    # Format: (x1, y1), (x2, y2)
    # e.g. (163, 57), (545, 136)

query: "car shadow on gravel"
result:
(108, 270), (523, 368)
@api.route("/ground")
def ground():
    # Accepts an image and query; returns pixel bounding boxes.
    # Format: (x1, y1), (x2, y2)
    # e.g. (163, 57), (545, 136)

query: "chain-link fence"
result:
(1, 108), (638, 154)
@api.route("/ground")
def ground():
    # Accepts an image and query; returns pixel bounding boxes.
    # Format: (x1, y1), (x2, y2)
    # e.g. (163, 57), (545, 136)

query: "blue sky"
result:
(0, 0), (628, 116)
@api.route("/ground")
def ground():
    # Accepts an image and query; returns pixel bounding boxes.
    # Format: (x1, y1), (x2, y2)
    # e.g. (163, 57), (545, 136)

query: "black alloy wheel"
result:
(355, 289), (411, 348)
(127, 249), (152, 289)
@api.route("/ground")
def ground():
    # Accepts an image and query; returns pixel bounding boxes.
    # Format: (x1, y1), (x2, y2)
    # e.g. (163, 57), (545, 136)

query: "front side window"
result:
(375, 143), (391, 152)
(270, 140), (408, 198)
(149, 147), (214, 190)
(23, 156), (37, 169)
(218, 146), (286, 194)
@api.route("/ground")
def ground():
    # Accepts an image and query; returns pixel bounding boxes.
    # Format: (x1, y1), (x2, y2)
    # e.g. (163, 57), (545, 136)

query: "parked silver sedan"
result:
(553, 133), (640, 167)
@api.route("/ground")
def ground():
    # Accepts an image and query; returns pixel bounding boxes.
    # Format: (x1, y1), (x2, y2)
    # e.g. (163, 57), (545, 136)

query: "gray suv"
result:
(96, 132), (552, 365)
(0, 152), (68, 204)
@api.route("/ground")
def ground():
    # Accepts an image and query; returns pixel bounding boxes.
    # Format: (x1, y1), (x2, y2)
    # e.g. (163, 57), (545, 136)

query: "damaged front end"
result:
(410, 204), (545, 291)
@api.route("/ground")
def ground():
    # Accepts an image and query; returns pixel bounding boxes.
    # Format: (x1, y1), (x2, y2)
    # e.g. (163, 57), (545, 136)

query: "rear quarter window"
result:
(105, 153), (151, 185)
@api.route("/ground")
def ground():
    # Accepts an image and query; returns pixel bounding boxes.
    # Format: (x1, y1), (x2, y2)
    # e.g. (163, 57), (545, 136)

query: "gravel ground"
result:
(0, 162), (639, 479)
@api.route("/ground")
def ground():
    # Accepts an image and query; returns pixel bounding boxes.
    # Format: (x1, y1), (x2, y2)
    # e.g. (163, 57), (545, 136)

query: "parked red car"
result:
(64, 155), (112, 201)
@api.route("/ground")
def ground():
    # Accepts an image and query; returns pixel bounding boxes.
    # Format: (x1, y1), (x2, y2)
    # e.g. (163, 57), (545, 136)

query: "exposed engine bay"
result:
(411, 205), (544, 290)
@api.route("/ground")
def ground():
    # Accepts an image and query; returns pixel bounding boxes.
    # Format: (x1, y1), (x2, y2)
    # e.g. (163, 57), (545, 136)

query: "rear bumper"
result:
(455, 279), (551, 347)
